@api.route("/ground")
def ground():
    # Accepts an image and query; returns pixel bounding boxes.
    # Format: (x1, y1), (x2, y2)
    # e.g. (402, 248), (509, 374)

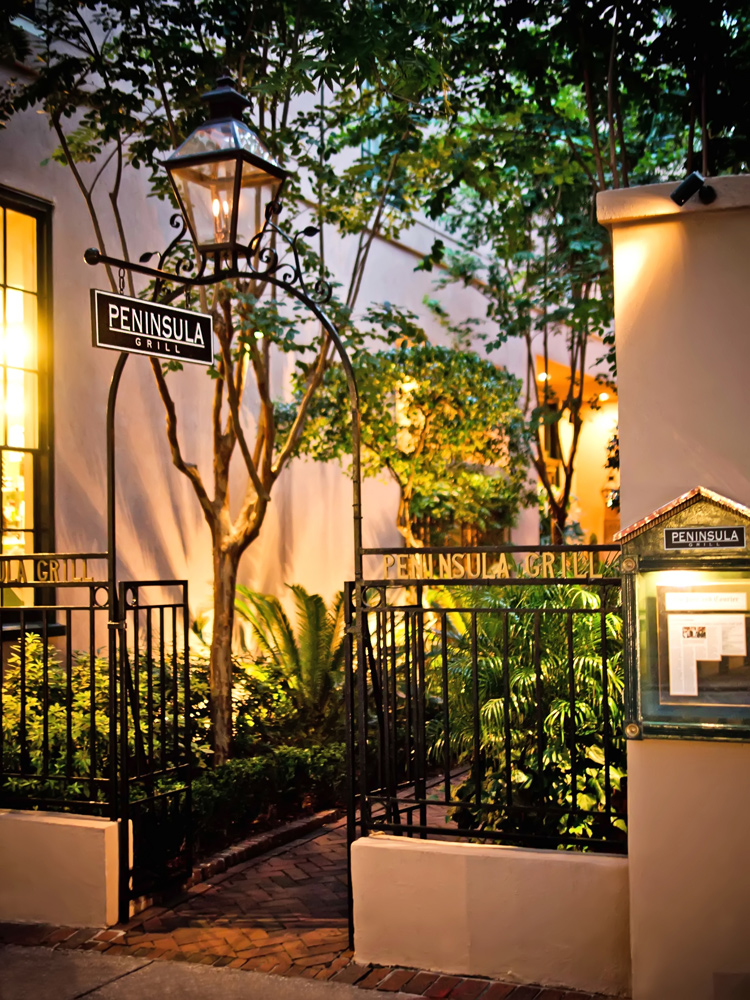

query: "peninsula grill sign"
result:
(91, 290), (214, 365)
(663, 525), (746, 550)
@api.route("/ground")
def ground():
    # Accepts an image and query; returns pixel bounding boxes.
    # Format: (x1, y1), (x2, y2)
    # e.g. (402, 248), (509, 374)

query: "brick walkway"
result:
(0, 818), (618, 1000)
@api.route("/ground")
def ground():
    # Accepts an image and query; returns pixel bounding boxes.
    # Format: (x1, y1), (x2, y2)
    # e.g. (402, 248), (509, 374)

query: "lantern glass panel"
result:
(233, 122), (282, 168)
(172, 121), (237, 157)
(171, 157), (239, 248)
(237, 160), (280, 247)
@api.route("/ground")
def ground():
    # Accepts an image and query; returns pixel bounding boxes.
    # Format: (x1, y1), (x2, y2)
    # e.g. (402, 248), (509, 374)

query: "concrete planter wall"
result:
(352, 836), (631, 996)
(0, 810), (122, 927)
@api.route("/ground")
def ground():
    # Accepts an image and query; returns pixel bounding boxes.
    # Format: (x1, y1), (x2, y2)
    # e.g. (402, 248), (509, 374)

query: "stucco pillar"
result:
(598, 177), (750, 1000)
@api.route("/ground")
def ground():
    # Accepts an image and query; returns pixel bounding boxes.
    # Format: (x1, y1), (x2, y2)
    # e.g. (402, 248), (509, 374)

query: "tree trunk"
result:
(210, 543), (240, 766)
(551, 509), (567, 545)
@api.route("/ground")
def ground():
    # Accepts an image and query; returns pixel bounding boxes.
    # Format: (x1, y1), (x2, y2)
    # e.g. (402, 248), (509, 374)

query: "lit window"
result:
(0, 191), (52, 608)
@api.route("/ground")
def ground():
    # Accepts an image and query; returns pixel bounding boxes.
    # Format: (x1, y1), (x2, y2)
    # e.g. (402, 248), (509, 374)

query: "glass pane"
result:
(3, 289), (38, 370)
(172, 122), (236, 157)
(234, 122), (281, 169)
(6, 209), (37, 292)
(172, 159), (238, 247)
(5, 369), (38, 449)
(2, 450), (34, 554)
(238, 169), (279, 247)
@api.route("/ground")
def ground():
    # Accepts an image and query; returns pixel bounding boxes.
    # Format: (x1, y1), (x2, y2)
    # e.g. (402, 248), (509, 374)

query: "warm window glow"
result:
(537, 371), (550, 382)
(0, 206), (39, 570)
(599, 391), (610, 402)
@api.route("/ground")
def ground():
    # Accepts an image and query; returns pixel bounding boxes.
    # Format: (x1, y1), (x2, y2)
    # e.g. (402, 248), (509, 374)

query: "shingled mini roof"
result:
(614, 486), (750, 544)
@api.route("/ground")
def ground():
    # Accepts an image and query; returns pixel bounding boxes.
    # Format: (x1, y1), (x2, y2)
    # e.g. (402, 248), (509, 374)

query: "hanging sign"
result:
(663, 525), (746, 550)
(91, 290), (214, 365)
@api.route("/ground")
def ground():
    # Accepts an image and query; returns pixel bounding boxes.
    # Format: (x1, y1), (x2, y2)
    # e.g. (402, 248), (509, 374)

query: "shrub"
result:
(234, 585), (346, 743)
(424, 582), (626, 846)
(191, 743), (346, 854)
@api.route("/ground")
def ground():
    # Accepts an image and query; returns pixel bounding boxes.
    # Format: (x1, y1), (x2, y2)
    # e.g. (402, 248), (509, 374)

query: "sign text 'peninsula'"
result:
(91, 290), (214, 365)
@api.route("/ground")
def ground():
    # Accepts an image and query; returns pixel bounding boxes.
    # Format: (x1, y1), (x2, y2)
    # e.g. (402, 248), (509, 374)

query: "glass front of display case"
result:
(637, 567), (750, 732)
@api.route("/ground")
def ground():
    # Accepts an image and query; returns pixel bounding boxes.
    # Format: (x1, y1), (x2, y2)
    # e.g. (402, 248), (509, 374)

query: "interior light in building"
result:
(537, 372), (550, 382)
(599, 392), (610, 402)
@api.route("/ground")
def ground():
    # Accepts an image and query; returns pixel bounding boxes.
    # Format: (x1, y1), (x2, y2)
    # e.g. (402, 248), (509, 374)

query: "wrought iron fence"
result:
(0, 556), (191, 912)
(346, 544), (626, 855)
(0, 554), (115, 812)
(120, 580), (192, 901)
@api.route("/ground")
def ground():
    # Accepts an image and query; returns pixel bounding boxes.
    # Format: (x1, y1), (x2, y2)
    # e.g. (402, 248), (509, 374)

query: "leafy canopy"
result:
(282, 305), (533, 546)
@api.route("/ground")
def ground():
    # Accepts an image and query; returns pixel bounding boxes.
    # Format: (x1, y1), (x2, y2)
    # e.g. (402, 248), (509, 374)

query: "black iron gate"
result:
(118, 579), (192, 913)
(0, 556), (191, 920)
(344, 543), (625, 938)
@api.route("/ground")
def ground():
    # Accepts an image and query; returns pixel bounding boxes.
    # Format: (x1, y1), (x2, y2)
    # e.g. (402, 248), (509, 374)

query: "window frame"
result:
(0, 186), (55, 613)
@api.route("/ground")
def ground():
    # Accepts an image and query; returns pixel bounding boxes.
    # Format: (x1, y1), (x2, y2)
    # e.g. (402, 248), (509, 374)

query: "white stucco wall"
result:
(352, 835), (631, 996)
(597, 177), (750, 529)
(0, 810), (120, 926)
(598, 176), (750, 1000)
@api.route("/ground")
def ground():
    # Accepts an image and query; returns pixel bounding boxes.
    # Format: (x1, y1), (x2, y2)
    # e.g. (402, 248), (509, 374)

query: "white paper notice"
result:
(667, 615), (719, 695)
(667, 609), (748, 695)
(665, 591), (747, 612)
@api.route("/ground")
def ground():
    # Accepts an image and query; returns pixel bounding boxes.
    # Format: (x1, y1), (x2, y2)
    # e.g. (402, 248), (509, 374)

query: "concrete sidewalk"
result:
(0, 945), (423, 1000)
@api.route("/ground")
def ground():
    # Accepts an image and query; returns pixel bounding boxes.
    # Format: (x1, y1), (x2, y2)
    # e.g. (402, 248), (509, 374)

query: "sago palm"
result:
(234, 585), (345, 741)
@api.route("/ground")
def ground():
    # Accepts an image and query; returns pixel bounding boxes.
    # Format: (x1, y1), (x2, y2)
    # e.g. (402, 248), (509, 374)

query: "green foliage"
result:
(234, 585), (346, 742)
(188, 641), (301, 760)
(191, 743), (345, 855)
(1, 635), (111, 802)
(425, 582), (626, 846)
(0, 629), (306, 798)
(285, 327), (533, 547)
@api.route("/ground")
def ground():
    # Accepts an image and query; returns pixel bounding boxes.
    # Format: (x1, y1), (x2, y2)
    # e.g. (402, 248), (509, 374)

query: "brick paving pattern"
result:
(0, 818), (619, 1000)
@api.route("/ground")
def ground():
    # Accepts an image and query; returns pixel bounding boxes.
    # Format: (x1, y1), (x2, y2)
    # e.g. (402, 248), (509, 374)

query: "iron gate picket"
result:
(118, 579), (192, 916)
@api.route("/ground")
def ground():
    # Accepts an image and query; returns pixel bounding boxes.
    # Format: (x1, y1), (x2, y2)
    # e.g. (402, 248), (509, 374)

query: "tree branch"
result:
(217, 297), (270, 500)
(149, 357), (214, 524)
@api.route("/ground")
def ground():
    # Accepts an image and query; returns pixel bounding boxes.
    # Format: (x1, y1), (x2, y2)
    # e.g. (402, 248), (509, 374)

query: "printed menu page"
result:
(664, 591), (747, 696)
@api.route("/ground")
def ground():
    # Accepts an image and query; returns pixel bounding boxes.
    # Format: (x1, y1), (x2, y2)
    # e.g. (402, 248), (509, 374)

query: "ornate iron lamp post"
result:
(84, 77), (363, 927)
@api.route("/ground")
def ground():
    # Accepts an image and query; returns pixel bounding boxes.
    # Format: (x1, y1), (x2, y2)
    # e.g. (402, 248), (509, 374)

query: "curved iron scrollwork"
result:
(115, 200), (332, 304)
(245, 202), (332, 304)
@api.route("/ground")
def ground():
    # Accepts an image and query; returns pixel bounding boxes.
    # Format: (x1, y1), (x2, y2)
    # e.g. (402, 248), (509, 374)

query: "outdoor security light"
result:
(165, 76), (289, 254)
(670, 171), (716, 207)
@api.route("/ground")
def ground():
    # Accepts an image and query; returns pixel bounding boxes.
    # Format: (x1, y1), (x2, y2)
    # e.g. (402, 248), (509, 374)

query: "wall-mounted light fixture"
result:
(670, 171), (716, 207)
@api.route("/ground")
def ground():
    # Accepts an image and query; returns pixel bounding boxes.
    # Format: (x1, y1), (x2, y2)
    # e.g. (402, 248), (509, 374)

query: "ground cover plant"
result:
(192, 743), (345, 856)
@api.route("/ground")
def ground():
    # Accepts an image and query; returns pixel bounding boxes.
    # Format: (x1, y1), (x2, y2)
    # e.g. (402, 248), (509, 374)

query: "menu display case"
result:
(617, 487), (750, 739)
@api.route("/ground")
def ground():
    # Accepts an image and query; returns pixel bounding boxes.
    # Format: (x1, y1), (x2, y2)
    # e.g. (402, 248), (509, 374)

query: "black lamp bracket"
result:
(84, 201), (332, 305)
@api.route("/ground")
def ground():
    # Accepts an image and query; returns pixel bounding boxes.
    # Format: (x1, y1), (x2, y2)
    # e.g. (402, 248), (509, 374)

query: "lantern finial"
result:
(202, 76), (251, 122)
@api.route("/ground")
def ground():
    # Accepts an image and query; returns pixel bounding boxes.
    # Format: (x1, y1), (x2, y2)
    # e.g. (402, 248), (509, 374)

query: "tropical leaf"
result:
(235, 584), (345, 741)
